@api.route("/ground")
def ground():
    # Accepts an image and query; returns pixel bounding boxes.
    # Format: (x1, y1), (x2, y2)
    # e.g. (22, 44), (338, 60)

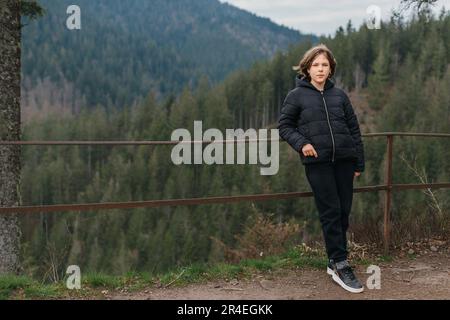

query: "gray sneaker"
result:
(327, 260), (364, 293)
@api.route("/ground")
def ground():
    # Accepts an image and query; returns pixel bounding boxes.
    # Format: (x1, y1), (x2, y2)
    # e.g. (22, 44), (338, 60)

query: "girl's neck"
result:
(310, 80), (325, 91)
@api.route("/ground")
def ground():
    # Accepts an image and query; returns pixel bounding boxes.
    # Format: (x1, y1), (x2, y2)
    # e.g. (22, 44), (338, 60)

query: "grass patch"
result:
(0, 275), (63, 300)
(23, 285), (60, 299)
(240, 257), (275, 271)
(0, 275), (33, 299)
(181, 264), (208, 283)
(207, 263), (245, 279)
(0, 244), (374, 299)
(281, 245), (328, 269)
(82, 273), (123, 288)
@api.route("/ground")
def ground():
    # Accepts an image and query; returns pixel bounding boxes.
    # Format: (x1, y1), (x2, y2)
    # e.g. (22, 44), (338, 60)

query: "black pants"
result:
(304, 160), (356, 263)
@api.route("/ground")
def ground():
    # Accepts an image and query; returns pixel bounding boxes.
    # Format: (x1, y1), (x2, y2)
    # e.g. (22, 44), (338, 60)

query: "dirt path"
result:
(110, 252), (449, 300)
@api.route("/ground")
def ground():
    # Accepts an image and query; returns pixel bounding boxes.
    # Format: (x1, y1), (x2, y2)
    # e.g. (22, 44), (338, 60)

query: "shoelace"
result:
(340, 266), (356, 281)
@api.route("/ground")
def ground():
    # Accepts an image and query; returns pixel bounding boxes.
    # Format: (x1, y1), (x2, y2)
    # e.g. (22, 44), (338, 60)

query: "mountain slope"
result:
(21, 0), (316, 119)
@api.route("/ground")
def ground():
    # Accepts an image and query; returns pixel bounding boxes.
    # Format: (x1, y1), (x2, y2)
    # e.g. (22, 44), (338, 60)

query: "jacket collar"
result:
(295, 75), (335, 91)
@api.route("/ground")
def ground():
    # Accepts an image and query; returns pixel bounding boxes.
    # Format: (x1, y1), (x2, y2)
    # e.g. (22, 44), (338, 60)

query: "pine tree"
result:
(368, 42), (391, 110)
(0, 0), (22, 274)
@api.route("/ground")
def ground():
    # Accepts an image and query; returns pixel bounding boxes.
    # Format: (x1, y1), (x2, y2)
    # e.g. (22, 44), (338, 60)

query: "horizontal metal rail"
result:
(0, 183), (448, 214)
(0, 132), (449, 146)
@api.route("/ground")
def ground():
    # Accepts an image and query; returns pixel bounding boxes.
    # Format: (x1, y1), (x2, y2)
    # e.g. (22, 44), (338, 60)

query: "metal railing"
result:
(1, 132), (449, 253)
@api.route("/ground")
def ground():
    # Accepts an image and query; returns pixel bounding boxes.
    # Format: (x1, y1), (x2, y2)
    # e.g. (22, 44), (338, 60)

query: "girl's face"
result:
(308, 53), (331, 87)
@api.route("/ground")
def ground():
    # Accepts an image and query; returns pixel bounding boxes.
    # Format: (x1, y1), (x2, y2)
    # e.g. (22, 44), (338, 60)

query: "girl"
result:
(278, 44), (365, 293)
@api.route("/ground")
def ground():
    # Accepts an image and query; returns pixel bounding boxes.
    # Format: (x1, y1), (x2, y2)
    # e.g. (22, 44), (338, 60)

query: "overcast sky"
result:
(219, 0), (449, 36)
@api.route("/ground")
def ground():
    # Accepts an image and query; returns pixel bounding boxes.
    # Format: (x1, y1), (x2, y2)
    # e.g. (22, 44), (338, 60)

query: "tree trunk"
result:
(0, 0), (22, 274)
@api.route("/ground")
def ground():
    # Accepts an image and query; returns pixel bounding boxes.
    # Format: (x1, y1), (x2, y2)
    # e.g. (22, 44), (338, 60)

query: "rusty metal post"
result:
(383, 135), (393, 254)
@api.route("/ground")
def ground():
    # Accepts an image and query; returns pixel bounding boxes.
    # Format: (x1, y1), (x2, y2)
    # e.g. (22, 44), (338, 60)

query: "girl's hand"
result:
(354, 172), (361, 177)
(301, 144), (318, 158)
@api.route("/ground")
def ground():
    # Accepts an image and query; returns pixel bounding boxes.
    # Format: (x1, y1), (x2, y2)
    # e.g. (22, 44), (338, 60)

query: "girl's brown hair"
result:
(293, 44), (337, 79)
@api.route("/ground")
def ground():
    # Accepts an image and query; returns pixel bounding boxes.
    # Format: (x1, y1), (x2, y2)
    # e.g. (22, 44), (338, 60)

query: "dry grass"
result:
(211, 212), (301, 264)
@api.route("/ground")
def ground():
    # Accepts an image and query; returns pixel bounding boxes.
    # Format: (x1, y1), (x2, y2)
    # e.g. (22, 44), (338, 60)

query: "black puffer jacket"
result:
(278, 75), (365, 172)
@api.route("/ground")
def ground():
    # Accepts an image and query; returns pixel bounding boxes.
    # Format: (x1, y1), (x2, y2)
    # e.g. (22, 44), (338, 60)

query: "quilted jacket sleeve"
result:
(342, 93), (365, 172)
(277, 92), (311, 153)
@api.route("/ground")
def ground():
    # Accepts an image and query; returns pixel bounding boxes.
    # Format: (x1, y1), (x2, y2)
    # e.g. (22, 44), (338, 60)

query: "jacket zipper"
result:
(320, 91), (335, 162)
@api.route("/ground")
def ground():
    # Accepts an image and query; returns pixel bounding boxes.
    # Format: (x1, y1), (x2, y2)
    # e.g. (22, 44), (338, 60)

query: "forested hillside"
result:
(19, 8), (449, 278)
(21, 0), (314, 122)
